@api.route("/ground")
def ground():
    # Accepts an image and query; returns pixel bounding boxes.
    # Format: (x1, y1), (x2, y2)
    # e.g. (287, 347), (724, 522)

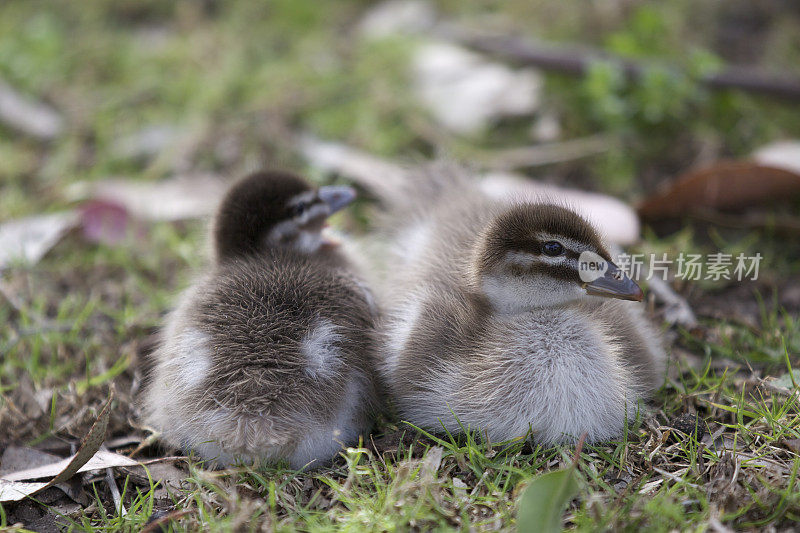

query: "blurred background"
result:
(3, 0), (800, 301)
(2, 0), (800, 208)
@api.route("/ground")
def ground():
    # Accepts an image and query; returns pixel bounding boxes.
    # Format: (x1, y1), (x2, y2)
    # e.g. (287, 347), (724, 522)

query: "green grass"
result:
(1, 0), (800, 531)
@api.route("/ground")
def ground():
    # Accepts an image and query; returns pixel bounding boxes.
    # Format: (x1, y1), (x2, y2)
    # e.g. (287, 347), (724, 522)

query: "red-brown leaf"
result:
(638, 161), (800, 219)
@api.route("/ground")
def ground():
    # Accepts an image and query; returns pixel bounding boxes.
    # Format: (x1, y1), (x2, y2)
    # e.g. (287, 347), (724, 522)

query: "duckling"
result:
(142, 170), (379, 469)
(350, 164), (665, 445)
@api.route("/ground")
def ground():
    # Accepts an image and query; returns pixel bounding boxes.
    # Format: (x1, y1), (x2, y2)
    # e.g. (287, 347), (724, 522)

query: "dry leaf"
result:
(0, 212), (80, 269)
(89, 174), (227, 221)
(0, 395), (121, 502)
(419, 446), (443, 484)
(0, 79), (64, 140)
(0, 480), (49, 503)
(0, 447), (62, 476)
(638, 161), (800, 219)
(122, 461), (189, 496)
(3, 450), (140, 482)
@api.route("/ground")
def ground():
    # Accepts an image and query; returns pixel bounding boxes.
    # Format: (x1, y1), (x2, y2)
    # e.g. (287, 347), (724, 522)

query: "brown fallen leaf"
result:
(0, 447), (87, 505)
(638, 161), (800, 219)
(0, 394), (123, 503)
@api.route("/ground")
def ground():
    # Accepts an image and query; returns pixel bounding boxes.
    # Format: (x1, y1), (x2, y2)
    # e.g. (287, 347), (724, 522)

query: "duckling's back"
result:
(142, 250), (379, 469)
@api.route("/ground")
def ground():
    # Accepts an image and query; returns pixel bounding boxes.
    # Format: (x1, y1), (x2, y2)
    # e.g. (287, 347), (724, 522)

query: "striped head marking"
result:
(476, 204), (641, 312)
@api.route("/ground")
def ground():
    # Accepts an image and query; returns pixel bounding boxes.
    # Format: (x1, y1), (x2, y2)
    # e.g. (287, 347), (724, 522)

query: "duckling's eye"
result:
(292, 202), (308, 217)
(542, 241), (564, 256)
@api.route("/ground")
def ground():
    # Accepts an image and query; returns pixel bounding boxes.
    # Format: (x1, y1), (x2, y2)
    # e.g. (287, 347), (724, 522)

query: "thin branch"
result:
(448, 31), (800, 101)
(475, 135), (611, 170)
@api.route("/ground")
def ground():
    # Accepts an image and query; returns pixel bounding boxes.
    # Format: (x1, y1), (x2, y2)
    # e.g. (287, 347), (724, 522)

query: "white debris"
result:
(0, 80), (64, 140)
(89, 174), (227, 221)
(0, 212), (80, 269)
(413, 41), (542, 135)
(111, 124), (186, 160)
(646, 277), (698, 329)
(530, 112), (562, 143)
(2, 450), (139, 483)
(358, 0), (436, 39)
(753, 140), (800, 175)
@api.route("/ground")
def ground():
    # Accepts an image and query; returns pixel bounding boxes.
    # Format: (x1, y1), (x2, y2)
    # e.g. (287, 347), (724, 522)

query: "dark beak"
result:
(318, 185), (356, 215)
(583, 261), (643, 302)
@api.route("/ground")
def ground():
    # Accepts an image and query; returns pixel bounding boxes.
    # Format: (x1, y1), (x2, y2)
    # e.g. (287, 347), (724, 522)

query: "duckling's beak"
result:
(583, 261), (644, 302)
(318, 185), (356, 215)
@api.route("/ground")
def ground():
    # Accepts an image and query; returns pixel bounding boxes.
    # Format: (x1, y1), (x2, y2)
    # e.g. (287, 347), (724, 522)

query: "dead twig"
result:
(448, 32), (800, 101)
(105, 467), (127, 517)
(475, 135), (611, 170)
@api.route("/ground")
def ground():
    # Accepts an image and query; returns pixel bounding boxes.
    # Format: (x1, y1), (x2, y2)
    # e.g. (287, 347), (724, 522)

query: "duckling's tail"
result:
(299, 135), (642, 245)
(298, 135), (469, 214)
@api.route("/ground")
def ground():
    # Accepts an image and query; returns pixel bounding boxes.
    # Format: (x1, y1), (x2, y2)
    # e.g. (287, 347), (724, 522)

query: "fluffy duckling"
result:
(353, 165), (665, 445)
(142, 170), (379, 468)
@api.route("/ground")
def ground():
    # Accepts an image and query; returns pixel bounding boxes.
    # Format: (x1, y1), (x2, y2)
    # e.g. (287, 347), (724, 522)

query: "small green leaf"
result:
(516, 467), (579, 533)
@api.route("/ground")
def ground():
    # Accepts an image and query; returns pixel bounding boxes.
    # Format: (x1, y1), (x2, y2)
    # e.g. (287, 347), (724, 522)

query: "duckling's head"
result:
(474, 204), (642, 312)
(212, 170), (356, 262)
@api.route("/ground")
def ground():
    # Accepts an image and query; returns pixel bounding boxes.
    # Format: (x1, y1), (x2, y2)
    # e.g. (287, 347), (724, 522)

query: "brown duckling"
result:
(142, 170), (380, 468)
(350, 164), (665, 445)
